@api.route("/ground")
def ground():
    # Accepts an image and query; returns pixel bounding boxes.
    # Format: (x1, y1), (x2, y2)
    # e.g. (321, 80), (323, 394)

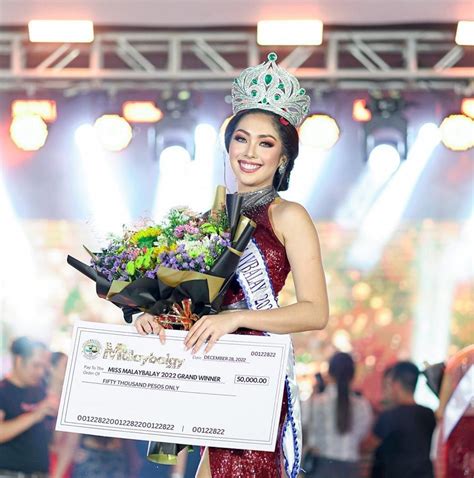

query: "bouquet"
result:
(67, 185), (255, 329)
(67, 185), (256, 464)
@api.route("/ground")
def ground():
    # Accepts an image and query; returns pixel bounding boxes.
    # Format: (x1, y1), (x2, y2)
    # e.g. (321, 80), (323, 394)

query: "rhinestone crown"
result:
(231, 52), (311, 127)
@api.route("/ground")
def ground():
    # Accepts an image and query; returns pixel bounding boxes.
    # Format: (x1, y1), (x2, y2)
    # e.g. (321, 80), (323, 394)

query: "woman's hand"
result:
(134, 313), (166, 344)
(184, 312), (241, 354)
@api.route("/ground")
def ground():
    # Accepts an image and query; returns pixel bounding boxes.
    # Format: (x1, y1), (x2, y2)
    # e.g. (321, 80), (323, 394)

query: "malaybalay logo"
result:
(102, 342), (185, 369)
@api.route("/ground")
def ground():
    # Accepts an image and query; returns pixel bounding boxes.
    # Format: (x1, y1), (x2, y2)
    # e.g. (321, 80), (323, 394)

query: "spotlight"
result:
(94, 114), (133, 152)
(10, 114), (48, 151)
(455, 21), (474, 46)
(257, 20), (323, 46)
(299, 114), (340, 150)
(439, 114), (474, 152)
(352, 99), (372, 122)
(154, 90), (198, 158)
(367, 144), (401, 180)
(122, 101), (163, 123)
(364, 94), (408, 161)
(28, 20), (94, 43)
(12, 100), (57, 122)
(461, 98), (474, 119)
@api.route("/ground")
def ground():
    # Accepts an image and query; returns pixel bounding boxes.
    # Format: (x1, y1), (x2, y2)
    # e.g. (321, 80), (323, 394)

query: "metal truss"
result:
(0, 29), (472, 94)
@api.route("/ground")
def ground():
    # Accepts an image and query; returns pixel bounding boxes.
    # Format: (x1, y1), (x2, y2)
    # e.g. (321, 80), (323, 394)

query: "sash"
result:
(443, 364), (473, 440)
(236, 239), (302, 478)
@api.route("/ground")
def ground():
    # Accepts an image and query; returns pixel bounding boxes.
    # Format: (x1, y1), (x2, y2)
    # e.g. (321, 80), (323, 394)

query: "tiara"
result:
(231, 52), (311, 128)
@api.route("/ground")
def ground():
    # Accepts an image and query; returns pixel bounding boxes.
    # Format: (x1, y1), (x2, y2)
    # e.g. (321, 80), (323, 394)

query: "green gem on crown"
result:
(274, 94), (281, 101)
(251, 78), (258, 85)
(268, 52), (278, 61)
(299, 88), (306, 95)
(264, 74), (273, 85)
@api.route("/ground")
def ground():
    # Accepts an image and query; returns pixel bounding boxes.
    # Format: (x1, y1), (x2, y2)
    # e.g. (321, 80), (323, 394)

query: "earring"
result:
(278, 162), (286, 175)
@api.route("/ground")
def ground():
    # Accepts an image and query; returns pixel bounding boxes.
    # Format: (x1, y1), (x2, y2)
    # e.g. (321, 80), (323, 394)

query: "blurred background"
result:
(0, 1), (473, 476)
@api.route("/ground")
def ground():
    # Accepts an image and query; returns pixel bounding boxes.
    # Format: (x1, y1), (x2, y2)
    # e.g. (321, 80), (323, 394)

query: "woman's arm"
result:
(184, 201), (329, 353)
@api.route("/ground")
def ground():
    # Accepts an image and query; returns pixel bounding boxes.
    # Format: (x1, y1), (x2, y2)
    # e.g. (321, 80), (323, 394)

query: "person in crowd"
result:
(367, 361), (436, 478)
(52, 434), (140, 478)
(369, 365), (395, 478)
(0, 336), (57, 477)
(303, 352), (373, 478)
(134, 52), (329, 478)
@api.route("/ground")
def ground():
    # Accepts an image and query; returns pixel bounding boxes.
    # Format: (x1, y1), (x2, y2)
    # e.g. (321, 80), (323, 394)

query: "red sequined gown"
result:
(208, 200), (291, 478)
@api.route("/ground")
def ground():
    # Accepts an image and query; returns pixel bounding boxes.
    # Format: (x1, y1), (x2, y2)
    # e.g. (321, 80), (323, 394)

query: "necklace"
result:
(239, 185), (279, 214)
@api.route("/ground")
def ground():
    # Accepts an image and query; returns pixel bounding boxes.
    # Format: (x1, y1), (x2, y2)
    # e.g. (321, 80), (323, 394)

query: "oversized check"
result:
(56, 320), (289, 451)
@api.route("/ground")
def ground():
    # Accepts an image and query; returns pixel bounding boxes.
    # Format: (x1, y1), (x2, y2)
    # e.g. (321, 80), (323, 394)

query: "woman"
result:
(135, 53), (329, 477)
(434, 345), (474, 478)
(304, 353), (373, 478)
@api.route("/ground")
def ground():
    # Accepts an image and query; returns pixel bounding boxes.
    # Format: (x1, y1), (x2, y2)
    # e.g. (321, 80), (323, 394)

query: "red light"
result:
(461, 98), (474, 118)
(352, 99), (372, 122)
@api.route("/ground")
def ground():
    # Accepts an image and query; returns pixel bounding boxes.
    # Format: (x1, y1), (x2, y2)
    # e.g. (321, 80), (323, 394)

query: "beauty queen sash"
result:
(236, 239), (302, 478)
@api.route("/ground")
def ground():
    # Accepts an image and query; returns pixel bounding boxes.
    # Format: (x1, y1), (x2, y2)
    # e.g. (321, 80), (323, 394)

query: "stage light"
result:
(12, 100), (57, 122)
(28, 20), (94, 43)
(10, 114), (48, 151)
(122, 101), (163, 123)
(352, 99), (372, 122)
(74, 124), (95, 150)
(299, 114), (340, 150)
(455, 21), (474, 46)
(94, 114), (133, 152)
(155, 90), (197, 158)
(367, 144), (401, 179)
(439, 114), (474, 151)
(461, 98), (474, 118)
(364, 94), (408, 160)
(257, 20), (323, 46)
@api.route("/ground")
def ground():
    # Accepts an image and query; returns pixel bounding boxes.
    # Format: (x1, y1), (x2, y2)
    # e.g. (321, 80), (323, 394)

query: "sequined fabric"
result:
(209, 199), (291, 477)
(222, 200), (290, 307)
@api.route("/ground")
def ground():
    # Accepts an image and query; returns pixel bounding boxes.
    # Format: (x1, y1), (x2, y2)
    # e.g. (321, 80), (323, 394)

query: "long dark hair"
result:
(224, 109), (299, 191)
(329, 352), (355, 434)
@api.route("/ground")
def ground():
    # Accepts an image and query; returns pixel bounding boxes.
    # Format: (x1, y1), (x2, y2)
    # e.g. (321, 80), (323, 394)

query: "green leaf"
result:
(126, 261), (136, 276)
(201, 223), (217, 234)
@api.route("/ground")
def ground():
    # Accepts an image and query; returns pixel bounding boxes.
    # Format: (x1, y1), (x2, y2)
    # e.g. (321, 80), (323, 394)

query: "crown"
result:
(231, 52), (311, 128)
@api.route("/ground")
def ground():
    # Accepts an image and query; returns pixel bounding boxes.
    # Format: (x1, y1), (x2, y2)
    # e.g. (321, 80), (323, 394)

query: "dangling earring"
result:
(278, 162), (286, 175)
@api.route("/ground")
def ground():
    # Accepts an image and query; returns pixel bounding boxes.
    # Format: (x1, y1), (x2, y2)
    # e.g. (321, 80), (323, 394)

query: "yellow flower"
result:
(130, 227), (162, 245)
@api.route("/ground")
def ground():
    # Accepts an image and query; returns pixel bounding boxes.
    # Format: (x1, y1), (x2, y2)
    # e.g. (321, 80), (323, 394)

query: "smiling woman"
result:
(224, 109), (300, 192)
(134, 53), (329, 478)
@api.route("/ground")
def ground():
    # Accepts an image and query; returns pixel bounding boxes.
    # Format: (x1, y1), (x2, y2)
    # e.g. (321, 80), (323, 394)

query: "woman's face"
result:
(228, 113), (284, 192)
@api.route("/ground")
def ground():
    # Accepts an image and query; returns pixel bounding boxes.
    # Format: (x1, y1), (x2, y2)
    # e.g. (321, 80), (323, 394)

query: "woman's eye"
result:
(260, 141), (274, 148)
(234, 135), (246, 143)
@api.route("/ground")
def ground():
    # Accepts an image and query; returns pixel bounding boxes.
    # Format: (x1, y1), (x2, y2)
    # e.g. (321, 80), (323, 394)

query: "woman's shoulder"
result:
(271, 199), (313, 228)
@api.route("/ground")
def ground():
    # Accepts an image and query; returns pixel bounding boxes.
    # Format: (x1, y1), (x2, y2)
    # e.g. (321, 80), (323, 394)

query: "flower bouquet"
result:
(66, 185), (256, 464)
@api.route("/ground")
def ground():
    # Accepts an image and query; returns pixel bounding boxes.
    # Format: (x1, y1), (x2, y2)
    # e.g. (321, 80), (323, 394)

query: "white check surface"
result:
(56, 321), (289, 451)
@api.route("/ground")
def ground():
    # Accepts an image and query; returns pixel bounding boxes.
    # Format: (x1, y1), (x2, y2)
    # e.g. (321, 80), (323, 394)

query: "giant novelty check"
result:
(56, 321), (290, 451)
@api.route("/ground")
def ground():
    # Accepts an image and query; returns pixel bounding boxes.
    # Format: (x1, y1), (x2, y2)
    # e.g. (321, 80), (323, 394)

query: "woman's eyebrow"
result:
(235, 128), (277, 141)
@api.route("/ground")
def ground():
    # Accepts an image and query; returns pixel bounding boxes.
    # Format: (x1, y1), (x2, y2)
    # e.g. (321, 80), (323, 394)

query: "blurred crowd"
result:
(0, 337), (472, 478)
(0, 337), (197, 478)
(301, 350), (473, 478)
